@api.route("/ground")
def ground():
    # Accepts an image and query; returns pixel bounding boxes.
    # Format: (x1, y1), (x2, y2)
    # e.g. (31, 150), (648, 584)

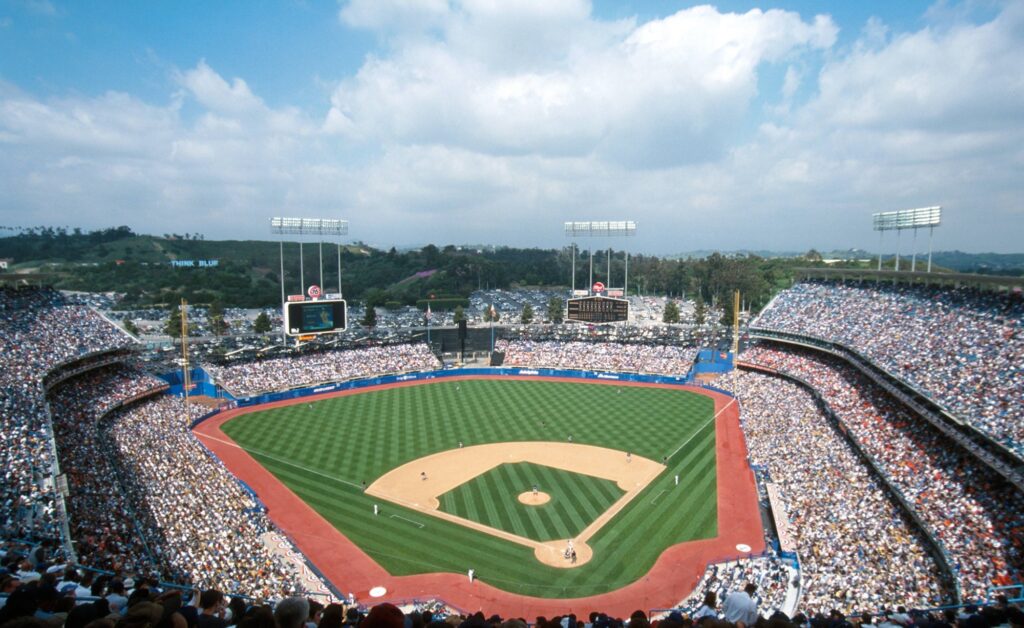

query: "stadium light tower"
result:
(564, 221), (637, 296)
(872, 206), (941, 272)
(271, 217), (349, 344)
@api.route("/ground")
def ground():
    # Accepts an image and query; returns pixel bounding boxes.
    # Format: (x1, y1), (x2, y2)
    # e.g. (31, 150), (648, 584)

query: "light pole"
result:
(872, 207), (941, 273)
(489, 304), (496, 354)
(564, 221), (637, 294)
(271, 217), (349, 345)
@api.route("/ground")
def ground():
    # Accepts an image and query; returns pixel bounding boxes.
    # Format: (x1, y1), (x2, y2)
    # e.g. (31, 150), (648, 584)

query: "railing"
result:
(41, 404), (76, 564)
(748, 328), (1024, 491)
(737, 362), (962, 604)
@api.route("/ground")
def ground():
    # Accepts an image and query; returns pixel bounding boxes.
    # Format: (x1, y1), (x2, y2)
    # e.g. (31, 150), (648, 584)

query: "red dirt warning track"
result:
(193, 376), (764, 618)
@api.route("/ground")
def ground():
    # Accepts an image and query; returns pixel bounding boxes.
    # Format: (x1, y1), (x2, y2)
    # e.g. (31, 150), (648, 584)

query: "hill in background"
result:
(1, 226), (1020, 309)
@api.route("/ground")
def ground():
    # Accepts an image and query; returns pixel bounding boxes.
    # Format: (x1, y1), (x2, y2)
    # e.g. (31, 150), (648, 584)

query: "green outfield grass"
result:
(438, 461), (624, 542)
(220, 378), (717, 598)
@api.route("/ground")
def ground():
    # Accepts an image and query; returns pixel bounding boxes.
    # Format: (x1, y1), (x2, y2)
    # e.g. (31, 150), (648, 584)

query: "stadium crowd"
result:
(498, 340), (697, 376)
(4, 588), (1023, 628)
(739, 343), (1024, 601)
(715, 370), (947, 612)
(677, 557), (790, 619)
(0, 286), (328, 601)
(753, 281), (1024, 457)
(0, 287), (134, 542)
(45, 366), (325, 598)
(206, 345), (441, 397)
(47, 366), (167, 574)
(103, 395), (317, 598)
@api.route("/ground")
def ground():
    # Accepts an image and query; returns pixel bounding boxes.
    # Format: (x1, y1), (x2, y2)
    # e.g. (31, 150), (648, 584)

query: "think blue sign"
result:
(170, 259), (219, 268)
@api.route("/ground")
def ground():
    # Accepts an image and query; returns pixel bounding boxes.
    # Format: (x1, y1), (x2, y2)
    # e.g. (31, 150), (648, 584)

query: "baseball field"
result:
(219, 378), (719, 599)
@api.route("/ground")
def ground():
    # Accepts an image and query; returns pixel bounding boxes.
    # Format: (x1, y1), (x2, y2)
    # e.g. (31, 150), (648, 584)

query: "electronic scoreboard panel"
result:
(284, 299), (347, 337)
(567, 296), (629, 323)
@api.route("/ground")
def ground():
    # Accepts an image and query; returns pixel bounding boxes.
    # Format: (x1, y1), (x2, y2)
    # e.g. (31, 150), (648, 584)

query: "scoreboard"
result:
(567, 296), (629, 323)
(284, 299), (347, 337)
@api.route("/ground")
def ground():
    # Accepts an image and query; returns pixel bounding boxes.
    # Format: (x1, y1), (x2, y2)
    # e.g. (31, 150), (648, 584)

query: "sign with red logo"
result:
(307, 284), (322, 298)
(592, 281), (605, 293)
(287, 294), (305, 302)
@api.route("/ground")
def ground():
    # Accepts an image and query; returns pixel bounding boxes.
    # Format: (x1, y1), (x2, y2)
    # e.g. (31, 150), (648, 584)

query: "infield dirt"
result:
(367, 442), (664, 567)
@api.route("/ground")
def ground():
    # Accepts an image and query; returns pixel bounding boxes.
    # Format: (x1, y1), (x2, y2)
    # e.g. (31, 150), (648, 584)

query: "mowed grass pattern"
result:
(221, 379), (717, 598)
(438, 462), (624, 541)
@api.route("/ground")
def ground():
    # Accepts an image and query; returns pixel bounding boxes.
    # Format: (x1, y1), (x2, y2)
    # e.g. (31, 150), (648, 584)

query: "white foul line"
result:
(195, 431), (363, 490)
(665, 397), (736, 461)
(389, 514), (426, 529)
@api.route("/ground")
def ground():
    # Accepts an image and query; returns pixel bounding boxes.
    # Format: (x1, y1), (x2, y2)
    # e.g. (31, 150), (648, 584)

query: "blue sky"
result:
(1, 0), (1021, 253)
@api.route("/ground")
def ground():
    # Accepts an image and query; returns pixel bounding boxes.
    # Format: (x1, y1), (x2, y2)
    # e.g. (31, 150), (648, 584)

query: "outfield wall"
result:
(225, 367), (699, 409)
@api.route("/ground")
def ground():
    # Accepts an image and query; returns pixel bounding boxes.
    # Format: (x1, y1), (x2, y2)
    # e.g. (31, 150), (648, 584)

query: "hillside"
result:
(4, 226), (1016, 310)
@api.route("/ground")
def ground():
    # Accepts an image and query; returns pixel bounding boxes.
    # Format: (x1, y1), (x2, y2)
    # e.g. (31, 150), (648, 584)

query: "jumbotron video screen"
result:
(284, 299), (347, 336)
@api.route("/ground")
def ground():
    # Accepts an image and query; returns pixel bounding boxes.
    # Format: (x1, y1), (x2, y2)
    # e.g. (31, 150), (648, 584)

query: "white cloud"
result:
(327, 3), (837, 167)
(781, 65), (802, 101)
(339, 0), (451, 33)
(1, 3), (1023, 253)
(175, 60), (264, 115)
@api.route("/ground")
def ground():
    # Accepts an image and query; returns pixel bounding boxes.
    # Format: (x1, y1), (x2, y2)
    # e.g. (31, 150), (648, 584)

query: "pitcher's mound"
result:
(518, 491), (551, 505)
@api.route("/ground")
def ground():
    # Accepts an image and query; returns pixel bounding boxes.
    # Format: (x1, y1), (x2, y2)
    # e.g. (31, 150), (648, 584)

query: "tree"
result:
(207, 301), (228, 336)
(361, 305), (377, 329)
(521, 303), (534, 324)
(547, 296), (564, 324)
(453, 305), (466, 324)
(694, 294), (707, 326)
(253, 311), (272, 334)
(804, 248), (823, 262)
(663, 301), (680, 324)
(165, 304), (185, 338)
(123, 319), (139, 336)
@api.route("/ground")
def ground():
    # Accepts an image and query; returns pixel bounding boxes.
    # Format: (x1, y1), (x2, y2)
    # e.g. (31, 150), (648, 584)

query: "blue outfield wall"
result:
(692, 349), (734, 375)
(230, 367), (701, 409)
(160, 368), (236, 399)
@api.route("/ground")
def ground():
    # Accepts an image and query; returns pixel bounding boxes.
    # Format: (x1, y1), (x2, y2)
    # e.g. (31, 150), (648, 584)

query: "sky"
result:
(0, 0), (1021, 255)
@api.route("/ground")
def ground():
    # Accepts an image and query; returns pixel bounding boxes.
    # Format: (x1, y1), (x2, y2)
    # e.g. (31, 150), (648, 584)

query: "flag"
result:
(426, 302), (432, 320)
(489, 304), (496, 320)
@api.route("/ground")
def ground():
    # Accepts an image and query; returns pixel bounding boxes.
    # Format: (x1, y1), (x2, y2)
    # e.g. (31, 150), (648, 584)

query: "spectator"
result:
(207, 345), (440, 397)
(274, 598), (311, 628)
(739, 343), (1024, 600)
(198, 591), (229, 628)
(722, 584), (758, 626)
(500, 340), (697, 376)
(692, 593), (718, 621)
(753, 281), (1024, 457)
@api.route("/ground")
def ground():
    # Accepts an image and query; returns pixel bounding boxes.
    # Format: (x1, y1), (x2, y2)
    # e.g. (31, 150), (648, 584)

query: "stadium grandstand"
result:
(2, 275), (1023, 628)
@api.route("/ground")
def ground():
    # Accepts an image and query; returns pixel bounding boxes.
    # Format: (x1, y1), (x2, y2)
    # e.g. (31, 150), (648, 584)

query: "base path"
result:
(194, 376), (764, 619)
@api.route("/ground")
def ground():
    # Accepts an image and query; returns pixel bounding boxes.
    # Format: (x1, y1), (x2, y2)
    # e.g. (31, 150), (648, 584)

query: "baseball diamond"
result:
(439, 461), (626, 542)
(196, 375), (765, 616)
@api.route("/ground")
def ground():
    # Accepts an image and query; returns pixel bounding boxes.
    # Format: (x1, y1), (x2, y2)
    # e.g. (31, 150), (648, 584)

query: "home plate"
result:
(736, 543), (751, 553)
(369, 586), (387, 598)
